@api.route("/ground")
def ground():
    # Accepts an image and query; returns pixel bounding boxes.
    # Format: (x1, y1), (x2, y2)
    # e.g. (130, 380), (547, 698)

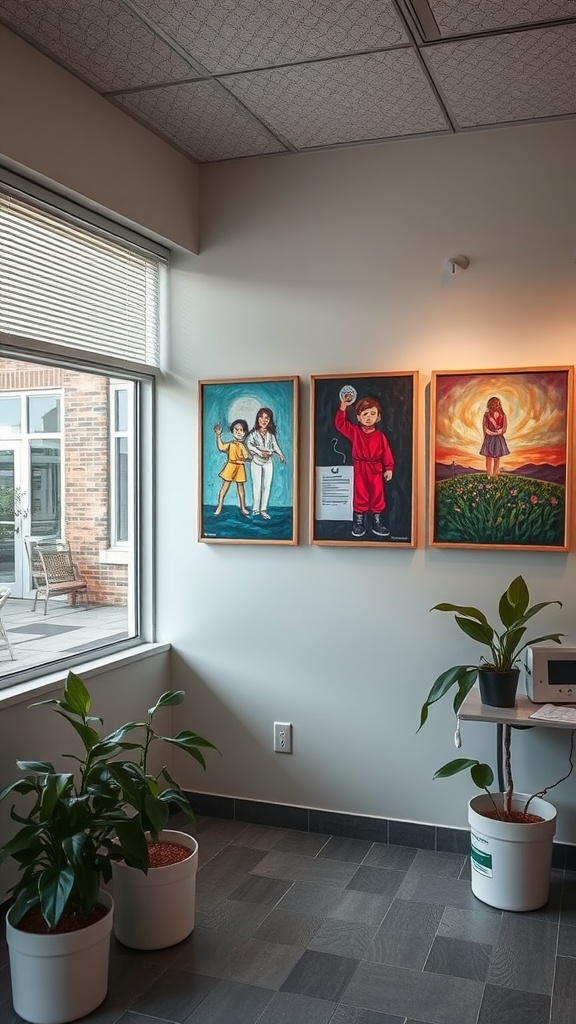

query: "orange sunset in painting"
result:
(434, 371), (570, 478)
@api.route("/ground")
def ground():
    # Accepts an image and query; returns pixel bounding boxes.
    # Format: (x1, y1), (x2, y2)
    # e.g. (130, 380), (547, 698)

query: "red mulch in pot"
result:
(147, 839), (192, 867)
(16, 902), (109, 934)
(483, 810), (544, 824)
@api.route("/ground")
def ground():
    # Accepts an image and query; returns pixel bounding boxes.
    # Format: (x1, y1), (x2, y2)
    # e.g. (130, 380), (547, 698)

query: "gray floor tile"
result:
(186, 979), (273, 1023)
(174, 930), (303, 990)
(272, 832), (330, 856)
(560, 874), (576, 925)
(331, 1007), (405, 1024)
(256, 990), (336, 1023)
(363, 843), (417, 871)
(365, 899), (443, 970)
(551, 955), (576, 1024)
(438, 905), (501, 944)
(281, 949), (359, 1001)
(398, 870), (498, 912)
(478, 983), (551, 1024)
(317, 836), (373, 863)
(276, 881), (346, 916)
(341, 960), (483, 1024)
(232, 825), (288, 850)
(198, 847), (267, 889)
(424, 935), (492, 981)
(228, 874), (293, 907)
(346, 866), (405, 897)
(409, 849), (466, 878)
(307, 918), (377, 959)
(252, 851), (358, 886)
(558, 923), (576, 957)
(202, 899), (271, 937)
(328, 889), (392, 926)
(129, 969), (217, 1021)
(487, 915), (557, 995)
(253, 909), (323, 947)
(195, 819), (253, 844)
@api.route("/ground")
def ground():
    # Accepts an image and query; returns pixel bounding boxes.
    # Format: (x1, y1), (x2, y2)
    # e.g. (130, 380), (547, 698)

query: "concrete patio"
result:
(0, 596), (129, 678)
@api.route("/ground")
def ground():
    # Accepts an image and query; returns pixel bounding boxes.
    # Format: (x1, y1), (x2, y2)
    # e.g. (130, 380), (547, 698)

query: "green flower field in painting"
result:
(434, 474), (564, 546)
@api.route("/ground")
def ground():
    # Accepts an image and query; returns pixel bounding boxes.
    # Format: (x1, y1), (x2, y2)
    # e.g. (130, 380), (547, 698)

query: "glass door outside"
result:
(0, 442), (25, 596)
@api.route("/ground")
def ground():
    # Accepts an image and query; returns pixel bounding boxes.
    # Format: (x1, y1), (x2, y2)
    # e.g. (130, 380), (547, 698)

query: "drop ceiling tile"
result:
(113, 80), (287, 161)
(0, 0), (196, 91)
(426, 24), (576, 126)
(429, 0), (576, 35)
(132, 0), (408, 74)
(222, 50), (449, 150)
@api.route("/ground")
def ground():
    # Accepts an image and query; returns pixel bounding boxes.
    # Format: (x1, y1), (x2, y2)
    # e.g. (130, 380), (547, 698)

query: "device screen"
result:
(548, 661), (576, 685)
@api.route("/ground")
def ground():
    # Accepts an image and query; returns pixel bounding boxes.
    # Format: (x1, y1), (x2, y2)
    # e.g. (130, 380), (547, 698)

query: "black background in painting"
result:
(313, 375), (415, 543)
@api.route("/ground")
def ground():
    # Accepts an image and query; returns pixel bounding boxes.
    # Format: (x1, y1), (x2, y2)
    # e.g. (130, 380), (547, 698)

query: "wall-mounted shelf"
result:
(459, 690), (576, 730)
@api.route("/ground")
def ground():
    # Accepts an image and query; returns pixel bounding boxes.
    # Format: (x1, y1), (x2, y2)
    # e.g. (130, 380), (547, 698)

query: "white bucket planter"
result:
(468, 793), (557, 912)
(6, 890), (114, 1024)
(112, 828), (198, 949)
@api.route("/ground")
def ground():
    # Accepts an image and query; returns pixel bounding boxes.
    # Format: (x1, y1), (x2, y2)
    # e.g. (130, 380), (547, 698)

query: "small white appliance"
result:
(524, 644), (576, 703)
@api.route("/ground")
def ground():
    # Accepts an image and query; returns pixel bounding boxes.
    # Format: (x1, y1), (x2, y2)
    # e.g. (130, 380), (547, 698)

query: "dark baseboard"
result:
(185, 791), (576, 871)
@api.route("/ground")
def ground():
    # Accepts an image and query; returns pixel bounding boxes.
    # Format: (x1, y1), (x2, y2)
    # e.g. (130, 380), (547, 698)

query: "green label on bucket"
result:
(471, 844), (492, 876)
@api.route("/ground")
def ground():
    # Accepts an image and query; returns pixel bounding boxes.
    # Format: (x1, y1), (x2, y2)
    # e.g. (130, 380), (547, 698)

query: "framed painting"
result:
(310, 371), (418, 546)
(430, 367), (573, 550)
(198, 376), (299, 544)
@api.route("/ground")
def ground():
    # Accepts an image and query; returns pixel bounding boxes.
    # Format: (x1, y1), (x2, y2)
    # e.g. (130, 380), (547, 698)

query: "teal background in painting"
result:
(202, 379), (294, 509)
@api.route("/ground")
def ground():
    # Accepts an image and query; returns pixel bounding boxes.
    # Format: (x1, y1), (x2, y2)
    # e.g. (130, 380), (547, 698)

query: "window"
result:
(0, 179), (166, 686)
(110, 382), (133, 547)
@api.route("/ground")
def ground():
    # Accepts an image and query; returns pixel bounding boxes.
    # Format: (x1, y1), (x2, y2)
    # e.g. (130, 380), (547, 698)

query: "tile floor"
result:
(2, 813), (576, 1023)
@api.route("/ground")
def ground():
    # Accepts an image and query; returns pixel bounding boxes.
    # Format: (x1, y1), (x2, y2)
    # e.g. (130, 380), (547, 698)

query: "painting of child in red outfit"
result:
(311, 372), (417, 547)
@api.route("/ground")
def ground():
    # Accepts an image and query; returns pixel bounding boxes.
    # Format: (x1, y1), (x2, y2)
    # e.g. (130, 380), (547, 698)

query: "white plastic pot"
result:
(6, 890), (113, 1024)
(468, 793), (557, 912)
(112, 828), (198, 949)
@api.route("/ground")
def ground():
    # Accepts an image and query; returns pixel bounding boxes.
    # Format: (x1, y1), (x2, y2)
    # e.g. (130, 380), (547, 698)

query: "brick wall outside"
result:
(0, 359), (128, 606)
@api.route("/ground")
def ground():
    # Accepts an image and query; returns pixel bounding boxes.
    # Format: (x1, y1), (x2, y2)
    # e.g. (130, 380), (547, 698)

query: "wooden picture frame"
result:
(198, 376), (299, 544)
(430, 367), (573, 551)
(310, 372), (418, 547)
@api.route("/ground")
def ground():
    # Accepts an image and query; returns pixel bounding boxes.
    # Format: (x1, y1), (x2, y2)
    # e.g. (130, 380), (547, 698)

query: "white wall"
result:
(0, 26), (199, 252)
(159, 119), (576, 842)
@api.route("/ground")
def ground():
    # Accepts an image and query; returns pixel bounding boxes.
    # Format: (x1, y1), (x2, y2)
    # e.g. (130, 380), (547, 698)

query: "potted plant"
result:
(421, 574), (563, 710)
(107, 687), (219, 950)
(418, 575), (570, 912)
(0, 671), (150, 1024)
(0, 671), (218, 1020)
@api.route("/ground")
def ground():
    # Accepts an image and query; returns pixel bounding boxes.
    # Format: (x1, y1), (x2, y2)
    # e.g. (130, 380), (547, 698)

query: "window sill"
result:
(0, 641), (170, 709)
(99, 547), (129, 565)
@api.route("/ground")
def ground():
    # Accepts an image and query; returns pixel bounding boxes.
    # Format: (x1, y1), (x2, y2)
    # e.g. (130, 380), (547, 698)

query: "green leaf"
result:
(39, 866), (75, 929)
(453, 668), (480, 714)
(63, 671), (92, 718)
(113, 817), (149, 871)
(470, 763), (494, 788)
(148, 690), (185, 716)
(14, 760), (56, 774)
(454, 616), (494, 646)
(434, 758), (478, 779)
(52, 711), (101, 752)
(506, 576), (529, 617)
(39, 774), (73, 818)
(432, 603), (489, 625)
(143, 792), (170, 836)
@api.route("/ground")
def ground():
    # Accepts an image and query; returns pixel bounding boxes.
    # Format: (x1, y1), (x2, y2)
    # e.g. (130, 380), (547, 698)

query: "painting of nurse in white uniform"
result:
(246, 407), (286, 519)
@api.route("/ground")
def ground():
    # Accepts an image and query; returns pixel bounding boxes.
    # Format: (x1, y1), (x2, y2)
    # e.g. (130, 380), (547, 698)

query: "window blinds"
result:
(0, 192), (163, 367)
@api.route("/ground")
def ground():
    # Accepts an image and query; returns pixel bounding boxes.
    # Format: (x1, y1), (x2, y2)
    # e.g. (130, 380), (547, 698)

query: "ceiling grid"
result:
(1, 0), (575, 162)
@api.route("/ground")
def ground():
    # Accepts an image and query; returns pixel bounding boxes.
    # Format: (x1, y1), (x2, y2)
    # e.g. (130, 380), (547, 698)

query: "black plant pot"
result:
(478, 668), (520, 709)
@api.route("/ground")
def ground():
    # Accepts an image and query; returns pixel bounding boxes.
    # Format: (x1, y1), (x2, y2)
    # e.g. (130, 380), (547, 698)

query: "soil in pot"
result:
(148, 839), (191, 867)
(16, 902), (109, 935)
(483, 809), (544, 824)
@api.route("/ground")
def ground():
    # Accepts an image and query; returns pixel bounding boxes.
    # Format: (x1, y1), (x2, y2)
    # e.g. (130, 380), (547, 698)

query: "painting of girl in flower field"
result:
(430, 368), (573, 550)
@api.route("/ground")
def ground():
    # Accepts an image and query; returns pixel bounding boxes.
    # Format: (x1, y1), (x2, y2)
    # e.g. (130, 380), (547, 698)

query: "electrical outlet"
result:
(274, 721), (292, 753)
